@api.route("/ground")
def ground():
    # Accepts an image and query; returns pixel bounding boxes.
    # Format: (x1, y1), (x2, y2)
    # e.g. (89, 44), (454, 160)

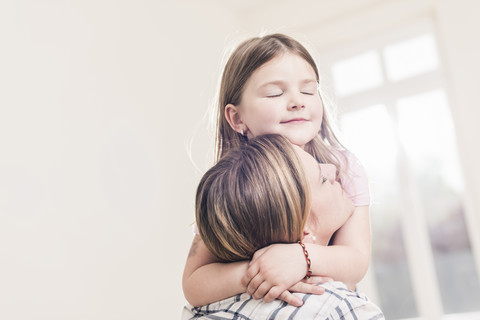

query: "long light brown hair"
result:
(196, 134), (310, 262)
(215, 33), (345, 179)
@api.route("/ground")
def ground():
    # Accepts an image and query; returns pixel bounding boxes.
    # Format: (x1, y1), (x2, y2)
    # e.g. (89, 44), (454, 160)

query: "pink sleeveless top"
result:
(338, 150), (370, 206)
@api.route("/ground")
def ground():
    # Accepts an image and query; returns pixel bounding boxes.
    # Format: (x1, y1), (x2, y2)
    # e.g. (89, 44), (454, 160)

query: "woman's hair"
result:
(215, 33), (345, 179)
(196, 134), (311, 262)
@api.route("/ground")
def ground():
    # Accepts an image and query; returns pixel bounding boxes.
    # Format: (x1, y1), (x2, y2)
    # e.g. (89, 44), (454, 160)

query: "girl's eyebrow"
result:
(258, 80), (285, 88)
(301, 79), (318, 85)
(258, 79), (317, 88)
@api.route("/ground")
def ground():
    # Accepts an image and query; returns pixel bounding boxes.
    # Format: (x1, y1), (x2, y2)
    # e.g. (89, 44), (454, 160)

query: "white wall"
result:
(0, 1), (238, 319)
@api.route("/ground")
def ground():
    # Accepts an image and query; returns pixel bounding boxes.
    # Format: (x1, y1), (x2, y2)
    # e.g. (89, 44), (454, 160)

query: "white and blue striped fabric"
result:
(182, 281), (384, 320)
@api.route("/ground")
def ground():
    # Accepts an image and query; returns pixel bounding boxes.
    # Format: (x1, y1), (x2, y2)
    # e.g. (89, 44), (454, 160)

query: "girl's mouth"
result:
(282, 118), (308, 124)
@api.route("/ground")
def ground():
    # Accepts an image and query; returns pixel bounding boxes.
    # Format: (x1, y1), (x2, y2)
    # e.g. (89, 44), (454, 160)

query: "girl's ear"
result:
(225, 104), (246, 134)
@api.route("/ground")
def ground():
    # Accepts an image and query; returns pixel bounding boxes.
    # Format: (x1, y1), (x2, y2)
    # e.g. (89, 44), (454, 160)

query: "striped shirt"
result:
(182, 281), (384, 320)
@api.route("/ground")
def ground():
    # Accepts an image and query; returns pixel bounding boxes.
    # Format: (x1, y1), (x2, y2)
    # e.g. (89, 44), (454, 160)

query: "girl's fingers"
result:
(243, 264), (259, 287)
(246, 273), (264, 296)
(251, 281), (273, 300)
(278, 290), (303, 307)
(263, 286), (284, 302)
(289, 281), (325, 295)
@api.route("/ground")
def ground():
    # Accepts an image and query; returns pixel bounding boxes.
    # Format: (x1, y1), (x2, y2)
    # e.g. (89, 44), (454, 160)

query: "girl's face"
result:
(236, 53), (323, 148)
(293, 145), (354, 245)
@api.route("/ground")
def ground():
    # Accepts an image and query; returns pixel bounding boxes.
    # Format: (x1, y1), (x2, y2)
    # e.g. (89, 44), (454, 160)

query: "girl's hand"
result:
(242, 243), (307, 302)
(277, 277), (332, 306)
(304, 275), (333, 285)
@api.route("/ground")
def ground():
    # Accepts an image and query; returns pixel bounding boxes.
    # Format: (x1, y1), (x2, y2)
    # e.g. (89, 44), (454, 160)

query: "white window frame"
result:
(318, 17), (480, 320)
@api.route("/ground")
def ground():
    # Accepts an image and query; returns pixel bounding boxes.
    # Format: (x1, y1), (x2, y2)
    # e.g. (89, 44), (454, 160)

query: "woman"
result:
(195, 133), (352, 262)
(183, 134), (383, 319)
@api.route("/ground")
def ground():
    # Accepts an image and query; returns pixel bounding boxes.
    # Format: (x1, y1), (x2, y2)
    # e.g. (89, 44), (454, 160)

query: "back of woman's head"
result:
(196, 134), (310, 262)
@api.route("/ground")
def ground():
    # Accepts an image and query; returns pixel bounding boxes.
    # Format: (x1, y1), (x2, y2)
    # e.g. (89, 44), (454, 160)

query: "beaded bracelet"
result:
(297, 241), (312, 279)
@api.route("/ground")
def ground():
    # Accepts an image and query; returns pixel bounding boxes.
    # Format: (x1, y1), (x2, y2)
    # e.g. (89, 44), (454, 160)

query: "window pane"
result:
(383, 34), (439, 82)
(397, 90), (462, 192)
(397, 90), (480, 314)
(341, 106), (418, 319)
(331, 51), (383, 96)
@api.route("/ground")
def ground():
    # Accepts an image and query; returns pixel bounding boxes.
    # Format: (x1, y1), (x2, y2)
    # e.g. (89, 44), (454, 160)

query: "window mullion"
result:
(387, 104), (444, 319)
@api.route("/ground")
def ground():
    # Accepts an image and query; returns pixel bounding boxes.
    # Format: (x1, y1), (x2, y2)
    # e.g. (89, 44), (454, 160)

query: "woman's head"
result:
(196, 134), (310, 262)
(215, 34), (344, 179)
(196, 134), (354, 262)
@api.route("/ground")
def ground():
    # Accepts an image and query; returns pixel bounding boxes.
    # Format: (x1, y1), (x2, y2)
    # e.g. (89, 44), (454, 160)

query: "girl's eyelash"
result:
(321, 176), (327, 183)
(267, 93), (283, 98)
(267, 90), (314, 97)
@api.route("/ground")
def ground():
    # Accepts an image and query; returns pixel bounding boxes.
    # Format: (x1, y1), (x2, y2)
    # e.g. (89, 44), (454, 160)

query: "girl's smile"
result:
(281, 117), (309, 124)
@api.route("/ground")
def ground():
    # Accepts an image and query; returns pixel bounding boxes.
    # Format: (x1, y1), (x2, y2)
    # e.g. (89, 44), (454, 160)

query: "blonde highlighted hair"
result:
(196, 134), (310, 262)
(215, 33), (345, 179)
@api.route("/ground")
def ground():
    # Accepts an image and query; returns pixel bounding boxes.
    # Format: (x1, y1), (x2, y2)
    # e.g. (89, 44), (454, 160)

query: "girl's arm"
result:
(321, 205), (370, 289)
(244, 205), (370, 301)
(182, 234), (326, 307)
(182, 235), (248, 307)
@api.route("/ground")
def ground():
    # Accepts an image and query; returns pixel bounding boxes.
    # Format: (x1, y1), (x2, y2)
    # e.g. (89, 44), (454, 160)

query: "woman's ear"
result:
(225, 104), (246, 134)
(303, 229), (317, 244)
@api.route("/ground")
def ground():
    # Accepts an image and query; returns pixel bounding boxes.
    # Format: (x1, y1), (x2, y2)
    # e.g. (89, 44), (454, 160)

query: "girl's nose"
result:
(287, 104), (306, 110)
(287, 93), (306, 110)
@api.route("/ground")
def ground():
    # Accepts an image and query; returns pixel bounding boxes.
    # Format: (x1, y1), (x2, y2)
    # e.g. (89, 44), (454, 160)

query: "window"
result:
(320, 19), (480, 320)
(332, 51), (383, 96)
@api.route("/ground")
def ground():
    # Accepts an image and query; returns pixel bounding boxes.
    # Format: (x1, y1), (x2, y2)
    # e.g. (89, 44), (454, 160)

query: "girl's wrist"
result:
(297, 241), (312, 279)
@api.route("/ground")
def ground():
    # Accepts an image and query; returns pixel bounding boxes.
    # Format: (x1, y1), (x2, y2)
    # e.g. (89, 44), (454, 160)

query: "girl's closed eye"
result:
(301, 83), (318, 96)
(261, 83), (284, 98)
(266, 91), (283, 98)
(301, 91), (315, 96)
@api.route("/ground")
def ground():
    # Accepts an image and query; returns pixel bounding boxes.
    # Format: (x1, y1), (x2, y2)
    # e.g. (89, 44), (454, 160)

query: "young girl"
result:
(182, 33), (370, 307)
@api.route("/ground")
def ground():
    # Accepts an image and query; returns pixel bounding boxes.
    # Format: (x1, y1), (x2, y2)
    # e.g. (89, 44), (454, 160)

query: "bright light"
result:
(340, 104), (397, 195)
(383, 34), (439, 82)
(332, 51), (383, 96)
(397, 89), (463, 192)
